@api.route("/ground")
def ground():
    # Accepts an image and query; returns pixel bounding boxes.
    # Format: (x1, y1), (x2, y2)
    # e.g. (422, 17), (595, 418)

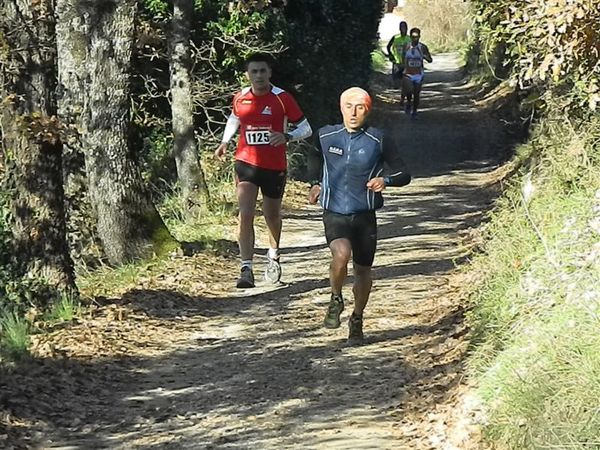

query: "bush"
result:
(371, 48), (388, 73)
(469, 0), (600, 112)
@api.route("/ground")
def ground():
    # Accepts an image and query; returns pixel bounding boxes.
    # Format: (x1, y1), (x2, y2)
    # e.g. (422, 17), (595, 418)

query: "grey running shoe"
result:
(347, 313), (364, 345)
(323, 294), (344, 329)
(236, 266), (255, 288)
(264, 257), (282, 283)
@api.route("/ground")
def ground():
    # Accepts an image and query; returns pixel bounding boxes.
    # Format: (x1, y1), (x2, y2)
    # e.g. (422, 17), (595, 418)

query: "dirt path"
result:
(2, 54), (509, 449)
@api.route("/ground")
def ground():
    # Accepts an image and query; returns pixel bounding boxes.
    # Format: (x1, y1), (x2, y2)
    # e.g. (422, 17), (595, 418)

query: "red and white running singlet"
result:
(232, 85), (304, 171)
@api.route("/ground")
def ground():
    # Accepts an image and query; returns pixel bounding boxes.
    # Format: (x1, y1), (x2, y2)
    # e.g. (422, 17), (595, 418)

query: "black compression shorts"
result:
(235, 160), (287, 199)
(323, 210), (377, 267)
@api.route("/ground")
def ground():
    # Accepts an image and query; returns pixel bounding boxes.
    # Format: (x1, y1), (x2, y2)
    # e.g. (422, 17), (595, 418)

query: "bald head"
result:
(340, 87), (372, 131)
(340, 87), (372, 112)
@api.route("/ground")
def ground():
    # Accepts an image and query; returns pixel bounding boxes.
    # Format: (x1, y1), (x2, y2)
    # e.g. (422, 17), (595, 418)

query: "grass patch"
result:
(77, 259), (156, 299)
(152, 151), (238, 245)
(78, 179), (238, 299)
(45, 294), (81, 323)
(479, 307), (600, 449)
(158, 190), (236, 245)
(465, 113), (600, 448)
(0, 311), (30, 361)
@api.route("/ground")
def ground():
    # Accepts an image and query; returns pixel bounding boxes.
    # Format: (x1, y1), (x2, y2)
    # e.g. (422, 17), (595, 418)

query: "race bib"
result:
(245, 129), (271, 145)
(407, 59), (422, 68)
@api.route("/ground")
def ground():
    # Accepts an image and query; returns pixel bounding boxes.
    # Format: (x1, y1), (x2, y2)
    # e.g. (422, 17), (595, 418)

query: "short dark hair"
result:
(245, 53), (274, 70)
(410, 27), (421, 36)
(399, 21), (408, 29)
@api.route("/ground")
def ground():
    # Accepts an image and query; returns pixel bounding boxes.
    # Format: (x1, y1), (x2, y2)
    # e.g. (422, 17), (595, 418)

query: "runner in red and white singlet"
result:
(232, 85), (305, 171)
(215, 53), (312, 289)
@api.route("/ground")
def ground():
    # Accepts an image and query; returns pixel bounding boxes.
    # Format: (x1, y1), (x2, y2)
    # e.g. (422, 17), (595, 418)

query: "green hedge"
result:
(276, 0), (384, 129)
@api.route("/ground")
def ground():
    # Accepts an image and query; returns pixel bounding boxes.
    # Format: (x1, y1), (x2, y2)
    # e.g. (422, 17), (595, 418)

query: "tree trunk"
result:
(77, 0), (175, 265)
(55, 0), (101, 266)
(170, 0), (209, 213)
(0, 0), (76, 300)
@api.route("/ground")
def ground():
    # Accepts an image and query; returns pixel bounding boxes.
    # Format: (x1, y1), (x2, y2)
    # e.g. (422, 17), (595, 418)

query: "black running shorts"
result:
(323, 209), (377, 267)
(235, 160), (287, 199)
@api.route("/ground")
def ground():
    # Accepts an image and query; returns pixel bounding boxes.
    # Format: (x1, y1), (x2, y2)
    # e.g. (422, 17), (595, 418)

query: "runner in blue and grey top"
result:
(307, 87), (411, 345)
(309, 123), (411, 215)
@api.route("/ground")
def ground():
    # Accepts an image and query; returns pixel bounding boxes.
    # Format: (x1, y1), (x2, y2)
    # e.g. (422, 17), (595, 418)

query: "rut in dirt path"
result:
(23, 54), (510, 450)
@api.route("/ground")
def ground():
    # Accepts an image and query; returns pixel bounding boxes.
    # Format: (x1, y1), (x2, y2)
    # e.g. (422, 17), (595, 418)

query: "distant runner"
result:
(307, 87), (411, 345)
(386, 20), (411, 103)
(215, 53), (312, 288)
(401, 27), (432, 119)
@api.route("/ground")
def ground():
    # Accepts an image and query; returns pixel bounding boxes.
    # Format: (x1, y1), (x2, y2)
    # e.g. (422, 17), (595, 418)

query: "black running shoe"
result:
(236, 266), (255, 288)
(323, 294), (344, 329)
(264, 257), (282, 283)
(347, 313), (364, 345)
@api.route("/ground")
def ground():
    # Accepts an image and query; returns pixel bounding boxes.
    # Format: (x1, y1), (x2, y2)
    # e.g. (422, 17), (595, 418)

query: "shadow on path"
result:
(1, 53), (518, 449)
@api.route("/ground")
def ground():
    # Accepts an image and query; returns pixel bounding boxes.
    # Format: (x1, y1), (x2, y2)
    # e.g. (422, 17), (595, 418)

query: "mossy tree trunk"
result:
(0, 0), (76, 301)
(57, 0), (176, 265)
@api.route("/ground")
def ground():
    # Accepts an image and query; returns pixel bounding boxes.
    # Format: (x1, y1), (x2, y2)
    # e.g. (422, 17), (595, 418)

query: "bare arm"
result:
(422, 44), (433, 63)
(386, 36), (395, 58)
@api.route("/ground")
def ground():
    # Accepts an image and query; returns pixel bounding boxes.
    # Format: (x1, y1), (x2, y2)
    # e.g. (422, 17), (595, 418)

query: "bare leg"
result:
(329, 238), (352, 295)
(398, 67), (406, 102)
(352, 262), (373, 316)
(236, 182), (258, 262)
(413, 82), (423, 113)
(262, 195), (283, 252)
(402, 76), (414, 111)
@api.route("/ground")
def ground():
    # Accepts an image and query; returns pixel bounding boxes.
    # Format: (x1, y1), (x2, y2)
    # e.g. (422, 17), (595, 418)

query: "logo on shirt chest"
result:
(261, 106), (272, 115)
(328, 146), (344, 156)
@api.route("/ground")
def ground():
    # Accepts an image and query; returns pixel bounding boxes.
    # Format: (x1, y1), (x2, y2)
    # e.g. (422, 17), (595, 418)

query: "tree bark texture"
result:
(75, 0), (174, 265)
(170, 0), (209, 212)
(0, 0), (76, 299)
(55, 0), (101, 265)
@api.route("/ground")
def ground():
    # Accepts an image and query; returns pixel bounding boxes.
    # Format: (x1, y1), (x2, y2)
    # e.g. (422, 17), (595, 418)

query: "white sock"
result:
(268, 248), (279, 260)
(241, 260), (253, 269)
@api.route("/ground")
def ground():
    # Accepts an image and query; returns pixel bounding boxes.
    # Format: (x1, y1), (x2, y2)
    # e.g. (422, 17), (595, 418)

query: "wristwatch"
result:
(383, 176), (392, 186)
(284, 132), (293, 142)
(309, 180), (321, 187)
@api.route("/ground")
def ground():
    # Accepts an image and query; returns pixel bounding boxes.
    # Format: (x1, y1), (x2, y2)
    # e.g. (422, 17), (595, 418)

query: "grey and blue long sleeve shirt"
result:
(308, 124), (411, 215)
